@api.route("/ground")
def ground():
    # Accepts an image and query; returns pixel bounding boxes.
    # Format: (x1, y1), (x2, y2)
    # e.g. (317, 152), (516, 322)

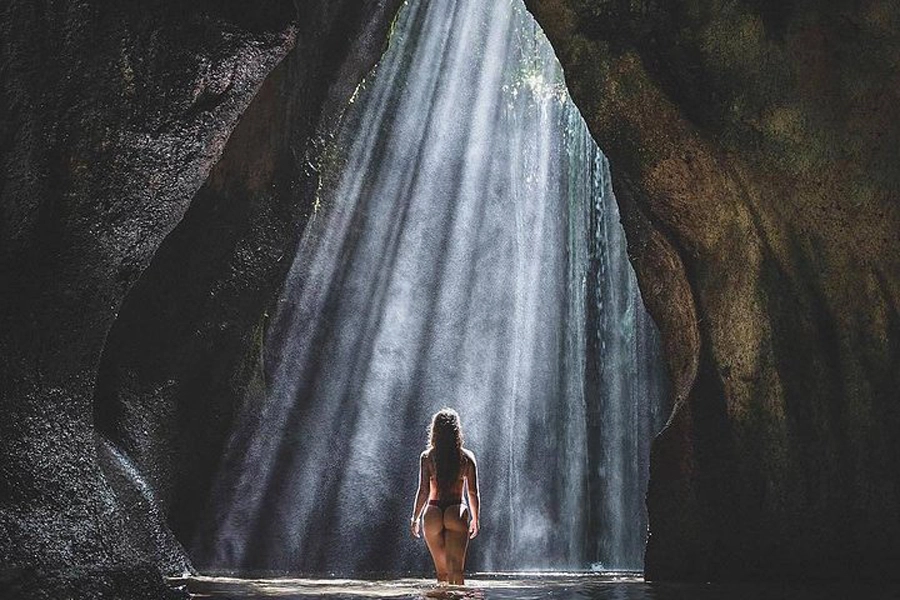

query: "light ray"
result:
(194, 0), (668, 574)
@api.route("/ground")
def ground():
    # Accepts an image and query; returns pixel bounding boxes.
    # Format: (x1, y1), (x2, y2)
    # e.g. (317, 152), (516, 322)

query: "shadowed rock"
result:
(0, 0), (401, 596)
(526, 0), (900, 581)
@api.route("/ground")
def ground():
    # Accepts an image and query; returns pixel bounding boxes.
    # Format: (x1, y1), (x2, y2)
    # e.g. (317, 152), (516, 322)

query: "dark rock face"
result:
(0, 0), (400, 596)
(92, 0), (403, 559)
(526, 0), (900, 581)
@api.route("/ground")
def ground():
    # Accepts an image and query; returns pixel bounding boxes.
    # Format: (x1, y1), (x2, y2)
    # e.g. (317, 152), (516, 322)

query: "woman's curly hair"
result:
(427, 408), (463, 492)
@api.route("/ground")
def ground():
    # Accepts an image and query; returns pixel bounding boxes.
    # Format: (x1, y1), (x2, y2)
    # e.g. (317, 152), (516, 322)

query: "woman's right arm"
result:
(465, 451), (480, 539)
(410, 451), (429, 537)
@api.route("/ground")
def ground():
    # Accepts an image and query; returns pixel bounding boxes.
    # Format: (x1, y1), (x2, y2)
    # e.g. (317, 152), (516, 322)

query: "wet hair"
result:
(427, 408), (464, 491)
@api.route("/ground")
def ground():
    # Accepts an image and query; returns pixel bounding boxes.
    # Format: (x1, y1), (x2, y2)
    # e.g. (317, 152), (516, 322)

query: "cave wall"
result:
(526, 0), (900, 581)
(92, 0), (403, 557)
(0, 0), (401, 596)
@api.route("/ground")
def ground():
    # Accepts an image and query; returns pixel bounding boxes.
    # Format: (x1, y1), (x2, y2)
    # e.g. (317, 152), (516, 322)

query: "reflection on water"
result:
(172, 573), (898, 600)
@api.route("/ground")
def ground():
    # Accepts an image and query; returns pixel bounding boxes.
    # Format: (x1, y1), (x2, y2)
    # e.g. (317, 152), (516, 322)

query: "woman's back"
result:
(425, 447), (473, 501)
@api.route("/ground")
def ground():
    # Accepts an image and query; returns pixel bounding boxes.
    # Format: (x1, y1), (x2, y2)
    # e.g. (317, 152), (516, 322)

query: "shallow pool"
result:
(170, 572), (898, 600)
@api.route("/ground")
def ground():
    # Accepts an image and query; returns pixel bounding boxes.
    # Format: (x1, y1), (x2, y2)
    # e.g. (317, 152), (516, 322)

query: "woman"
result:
(409, 408), (480, 585)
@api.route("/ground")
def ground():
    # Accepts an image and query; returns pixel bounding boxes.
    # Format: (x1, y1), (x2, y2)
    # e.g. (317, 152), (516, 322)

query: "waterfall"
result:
(193, 0), (668, 575)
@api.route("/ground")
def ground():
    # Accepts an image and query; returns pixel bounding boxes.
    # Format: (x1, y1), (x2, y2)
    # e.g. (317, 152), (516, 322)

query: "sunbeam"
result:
(192, 0), (668, 575)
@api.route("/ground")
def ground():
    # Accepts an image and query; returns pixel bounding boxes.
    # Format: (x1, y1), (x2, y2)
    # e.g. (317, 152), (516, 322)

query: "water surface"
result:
(173, 573), (898, 600)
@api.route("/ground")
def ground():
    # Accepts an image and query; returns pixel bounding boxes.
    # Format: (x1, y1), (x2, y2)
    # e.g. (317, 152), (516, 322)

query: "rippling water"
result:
(172, 573), (898, 600)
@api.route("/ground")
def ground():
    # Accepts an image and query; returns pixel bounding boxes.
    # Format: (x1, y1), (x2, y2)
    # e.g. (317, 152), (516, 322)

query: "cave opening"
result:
(183, 0), (670, 576)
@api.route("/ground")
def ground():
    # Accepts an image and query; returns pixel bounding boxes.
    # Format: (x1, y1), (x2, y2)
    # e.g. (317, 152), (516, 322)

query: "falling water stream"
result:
(194, 0), (667, 575)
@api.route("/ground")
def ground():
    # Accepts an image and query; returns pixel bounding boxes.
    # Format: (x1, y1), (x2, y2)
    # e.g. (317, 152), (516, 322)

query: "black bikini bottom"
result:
(428, 498), (463, 510)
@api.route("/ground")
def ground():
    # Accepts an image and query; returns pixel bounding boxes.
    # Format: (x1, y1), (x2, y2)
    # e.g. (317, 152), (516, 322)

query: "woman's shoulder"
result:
(461, 447), (476, 463)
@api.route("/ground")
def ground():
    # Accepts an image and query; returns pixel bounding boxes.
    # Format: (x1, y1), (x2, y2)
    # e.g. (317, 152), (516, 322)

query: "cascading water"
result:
(193, 0), (668, 575)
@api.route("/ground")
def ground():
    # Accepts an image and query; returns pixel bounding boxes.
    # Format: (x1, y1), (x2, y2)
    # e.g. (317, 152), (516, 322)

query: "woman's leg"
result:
(442, 505), (470, 585)
(422, 505), (448, 582)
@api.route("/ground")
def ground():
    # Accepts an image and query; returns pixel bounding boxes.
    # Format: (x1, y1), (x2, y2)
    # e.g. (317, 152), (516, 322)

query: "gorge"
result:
(1, 0), (899, 597)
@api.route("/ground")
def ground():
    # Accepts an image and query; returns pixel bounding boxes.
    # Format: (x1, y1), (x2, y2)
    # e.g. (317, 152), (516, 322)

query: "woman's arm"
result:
(465, 451), (480, 539)
(410, 451), (429, 538)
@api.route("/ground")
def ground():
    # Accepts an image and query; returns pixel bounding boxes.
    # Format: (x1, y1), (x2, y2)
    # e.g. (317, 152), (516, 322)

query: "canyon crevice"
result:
(1, 0), (898, 596)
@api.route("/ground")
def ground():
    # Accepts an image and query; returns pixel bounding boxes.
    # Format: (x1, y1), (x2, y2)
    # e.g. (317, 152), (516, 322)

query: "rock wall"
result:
(92, 0), (403, 558)
(0, 0), (400, 596)
(526, 0), (900, 581)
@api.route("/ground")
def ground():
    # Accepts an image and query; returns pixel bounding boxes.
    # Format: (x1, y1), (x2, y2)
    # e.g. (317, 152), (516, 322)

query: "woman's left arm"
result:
(465, 452), (480, 539)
